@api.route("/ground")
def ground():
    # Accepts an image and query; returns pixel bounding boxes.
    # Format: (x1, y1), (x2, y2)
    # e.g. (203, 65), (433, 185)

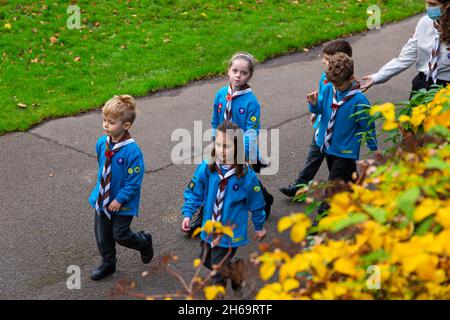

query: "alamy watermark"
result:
(67, 5), (81, 30)
(171, 121), (280, 175)
(66, 265), (81, 290)
(366, 265), (381, 290)
(367, 5), (381, 30)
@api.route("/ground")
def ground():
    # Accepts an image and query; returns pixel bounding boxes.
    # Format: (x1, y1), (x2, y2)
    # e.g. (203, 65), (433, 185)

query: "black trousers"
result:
(294, 134), (325, 186)
(252, 159), (273, 216)
(94, 212), (148, 267)
(200, 241), (237, 287)
(316, 155), (357, 217)
(410, 72), (449, 99)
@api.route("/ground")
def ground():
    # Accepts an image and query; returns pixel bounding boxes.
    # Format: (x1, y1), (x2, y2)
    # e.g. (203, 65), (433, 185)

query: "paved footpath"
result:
(0, 15), (420, 299)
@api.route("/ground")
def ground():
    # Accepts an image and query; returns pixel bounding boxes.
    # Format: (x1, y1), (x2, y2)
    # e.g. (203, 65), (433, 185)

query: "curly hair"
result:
(325, 52), (354, 85)
(438, 2), (450, 43)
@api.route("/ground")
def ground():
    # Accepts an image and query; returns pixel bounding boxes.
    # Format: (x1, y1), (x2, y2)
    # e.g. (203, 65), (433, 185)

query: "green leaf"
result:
(363, 205), (388, 224)
(426, 157), (450, 171)
(360, 249), (390, 265)
(396, 187), (420, 220)
(415, 216), (434, 236)
(327, 213), (368, 233)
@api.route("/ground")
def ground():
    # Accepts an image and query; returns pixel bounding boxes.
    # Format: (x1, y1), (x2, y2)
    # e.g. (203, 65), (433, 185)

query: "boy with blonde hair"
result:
(89, 95), (153, 281)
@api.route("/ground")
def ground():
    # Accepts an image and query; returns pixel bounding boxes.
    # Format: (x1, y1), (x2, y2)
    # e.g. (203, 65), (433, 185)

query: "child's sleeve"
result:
(211, 91), (221, 140)
(182, 163), (207, 218)
(115, 150), (145, 205)
(245, 100), (261, 162)
(95, 137), (102, 164)
(246, 171), (266, 231)
(356, 97), (378, 152)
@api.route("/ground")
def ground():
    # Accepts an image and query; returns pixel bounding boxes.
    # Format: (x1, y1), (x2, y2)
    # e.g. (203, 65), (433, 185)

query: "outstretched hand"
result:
(360, 75), (375, 92)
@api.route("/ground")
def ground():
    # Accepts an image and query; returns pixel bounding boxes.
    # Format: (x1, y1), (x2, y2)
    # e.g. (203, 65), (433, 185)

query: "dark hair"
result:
(209, 121), (247, 178)
(325, 53), (354, 84)
(323, 40), (353, 57)
(438, 2), (450, 43)
(228, 52), (257, 77)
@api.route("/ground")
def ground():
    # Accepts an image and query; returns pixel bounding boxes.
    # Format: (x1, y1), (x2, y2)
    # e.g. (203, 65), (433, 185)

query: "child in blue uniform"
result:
(181, 121), (267, 290)
(280, 40), (353, 198)
(307, 53), (382, 222)
(211, 52), (274, 218)
(89, 95), (153, 281)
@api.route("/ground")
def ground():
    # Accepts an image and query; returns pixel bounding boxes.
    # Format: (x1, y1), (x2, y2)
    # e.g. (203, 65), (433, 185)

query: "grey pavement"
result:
(0, 15), (420, 299)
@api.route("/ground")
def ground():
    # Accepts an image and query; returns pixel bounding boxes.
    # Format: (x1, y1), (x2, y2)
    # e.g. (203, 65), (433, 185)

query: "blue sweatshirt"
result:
(89, 135), (145, 216)
(182, 161), (266, 248)
(308, 82), (378, 160)
(313, 71), (329, 131)
(211, 86), (261, 162)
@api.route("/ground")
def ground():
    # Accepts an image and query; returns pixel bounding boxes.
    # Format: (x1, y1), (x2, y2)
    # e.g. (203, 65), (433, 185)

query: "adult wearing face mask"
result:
(361, 0), (450, 97)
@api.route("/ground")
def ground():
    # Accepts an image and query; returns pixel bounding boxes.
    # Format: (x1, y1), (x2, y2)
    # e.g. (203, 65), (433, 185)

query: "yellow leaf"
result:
(204, 285), (225, 300)
(398, 115), (411, 123)
(290, 221), (310, 243)
(220, 225), (234, 238)
(278, 216), (294, 233)
(203, 220), (214, 234)
(436, 206), (450, 228)
(193, 258), (201, 268)
(413, 199), (440, 222)
(260, 261), (277, 281)
(334, 258), (358, 277)
(282, 278), (300, 292)
(382, 121), (398, 131)
(4, 23), (11, 29)
(191, 227), (202, 238)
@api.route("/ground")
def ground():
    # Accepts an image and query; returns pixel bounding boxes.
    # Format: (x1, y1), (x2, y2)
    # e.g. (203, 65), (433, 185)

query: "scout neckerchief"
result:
(426, 35), (441, 84)
(95, 131), (135, 219)
(213, 163), (236, 223)
(321, 82), (361, 153)
(211, 163), (236, 247)
(224, 84), (252, 122)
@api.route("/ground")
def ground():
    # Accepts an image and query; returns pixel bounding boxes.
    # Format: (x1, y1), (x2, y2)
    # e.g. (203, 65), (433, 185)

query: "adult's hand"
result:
(360, 75), (375, 92)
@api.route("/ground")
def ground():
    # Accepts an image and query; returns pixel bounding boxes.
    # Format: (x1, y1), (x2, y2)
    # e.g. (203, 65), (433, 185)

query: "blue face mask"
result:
(427, 6), (442, 21)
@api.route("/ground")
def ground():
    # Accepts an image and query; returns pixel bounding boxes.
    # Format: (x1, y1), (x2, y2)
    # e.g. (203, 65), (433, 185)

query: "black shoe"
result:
(264, 193), (274, 220)
(140, 231), (154, 264)
(279, 184), (297, 197)
(90, 264), (116, 281)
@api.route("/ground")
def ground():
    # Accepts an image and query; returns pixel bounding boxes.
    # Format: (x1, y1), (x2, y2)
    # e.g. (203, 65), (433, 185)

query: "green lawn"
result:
(0, 0), (424, 134)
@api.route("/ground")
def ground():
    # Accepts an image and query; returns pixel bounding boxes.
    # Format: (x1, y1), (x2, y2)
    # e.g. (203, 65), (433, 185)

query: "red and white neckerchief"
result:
(213, 163), (236, 223)
(426, 35), (441, 84)
(321, 82), (361, 153)
(95, 132), (135, 219)
(224, 84), (252, 122)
